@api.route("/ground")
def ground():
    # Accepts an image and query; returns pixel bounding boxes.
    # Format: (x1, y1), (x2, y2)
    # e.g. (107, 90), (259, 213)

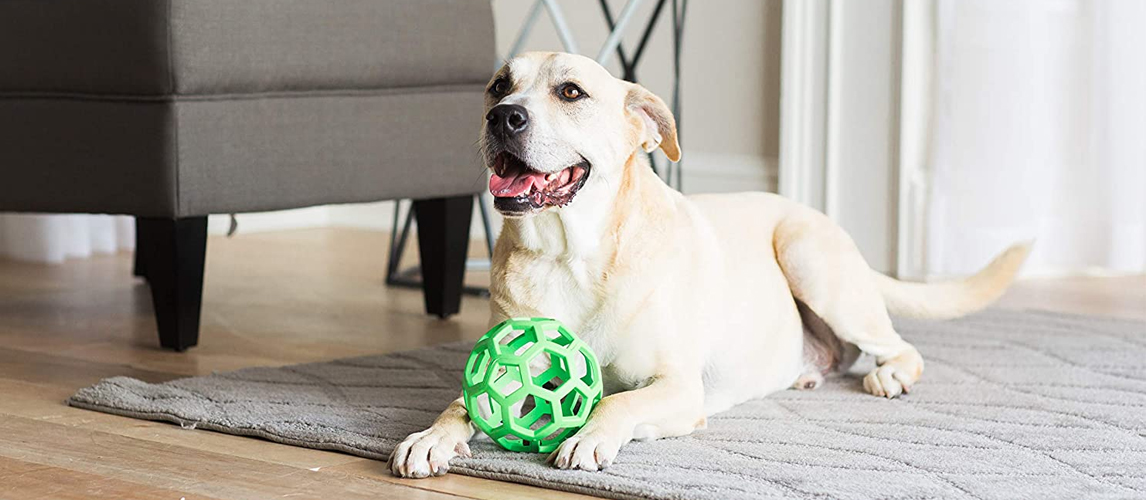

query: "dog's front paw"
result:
(863, 364), (913, 398)
(549, 429), (622, 472)
(389, 428), (471, 478)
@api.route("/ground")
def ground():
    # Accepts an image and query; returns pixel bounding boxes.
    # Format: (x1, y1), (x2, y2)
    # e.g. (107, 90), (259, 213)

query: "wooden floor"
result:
(0, 228), (1142, 500)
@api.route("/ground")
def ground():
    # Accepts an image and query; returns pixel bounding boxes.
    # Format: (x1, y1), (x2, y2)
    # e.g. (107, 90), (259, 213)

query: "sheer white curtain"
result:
(926, 0), (1145, 277)
(0, 214), (135, 264)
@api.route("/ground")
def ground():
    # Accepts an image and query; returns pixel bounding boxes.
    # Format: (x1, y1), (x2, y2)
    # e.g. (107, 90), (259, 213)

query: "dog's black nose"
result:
(486, 104), (529, 137)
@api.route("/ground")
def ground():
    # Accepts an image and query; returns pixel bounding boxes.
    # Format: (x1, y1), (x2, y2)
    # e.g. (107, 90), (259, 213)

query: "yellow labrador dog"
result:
(390, 52), (1030, 478)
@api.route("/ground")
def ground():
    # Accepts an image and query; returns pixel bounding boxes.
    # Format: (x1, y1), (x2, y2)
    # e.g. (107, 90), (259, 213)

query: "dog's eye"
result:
(489, 78), (509, 97)
(558, 83), (586, 102)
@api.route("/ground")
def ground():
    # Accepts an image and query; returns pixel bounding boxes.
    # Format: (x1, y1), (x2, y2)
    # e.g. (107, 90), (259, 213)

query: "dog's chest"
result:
(500, 253), (663, 392)
(500, 253), (602, 329)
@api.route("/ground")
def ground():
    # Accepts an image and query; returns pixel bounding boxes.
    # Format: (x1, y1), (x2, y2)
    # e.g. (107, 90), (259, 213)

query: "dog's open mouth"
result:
(489, 152), (590, 215)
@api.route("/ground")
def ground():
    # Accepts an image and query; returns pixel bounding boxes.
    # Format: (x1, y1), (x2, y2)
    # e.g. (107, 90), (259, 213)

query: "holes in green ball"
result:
(519, 394), (537, 415)
(496, 328), (527, 346)
(513, 340), (535, 357)
(518, 394), (548, 422)
(569, 392), (584, 414)
(579, 346), (597, 386)
(530, 413), (553, 432)
(474, 392), (499, 423)
(508, 330), (538, 357)
(545, 327), (576, 347)
(560, 390), (583, 418)
(505, 434), (535, 448)
(542, 375), (564, 390)
(490, 363), (524, 398)
(532, 350), (568, 390)
(467, 349), (491, 385)
(542, 428), (567, 442)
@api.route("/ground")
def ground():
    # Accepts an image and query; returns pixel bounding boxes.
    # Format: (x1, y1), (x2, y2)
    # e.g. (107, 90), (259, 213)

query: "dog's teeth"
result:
(546, 174), (557, 181)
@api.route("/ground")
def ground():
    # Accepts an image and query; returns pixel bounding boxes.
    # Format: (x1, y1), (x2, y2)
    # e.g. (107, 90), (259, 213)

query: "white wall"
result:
(493, 0), (782, 192)
(212, 0), (783, 235)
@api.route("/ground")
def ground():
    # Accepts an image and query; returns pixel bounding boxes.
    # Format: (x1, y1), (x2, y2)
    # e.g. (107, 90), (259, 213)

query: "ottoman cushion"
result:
(0, 0), (495, 96)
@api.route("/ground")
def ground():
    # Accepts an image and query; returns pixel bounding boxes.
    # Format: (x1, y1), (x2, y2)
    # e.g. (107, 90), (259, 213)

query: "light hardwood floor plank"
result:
(0, 416), (464, 500)
(0, 456), (225, 500)
(996, 275), (1146, 321)
(0, 346), (180, 387)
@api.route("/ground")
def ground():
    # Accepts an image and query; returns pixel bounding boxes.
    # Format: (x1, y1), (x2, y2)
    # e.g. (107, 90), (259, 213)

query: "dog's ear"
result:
(625, 84), (681, 161)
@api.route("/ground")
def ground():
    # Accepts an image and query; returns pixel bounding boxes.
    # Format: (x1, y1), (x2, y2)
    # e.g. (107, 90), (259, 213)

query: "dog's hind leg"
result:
(773, 209), (923, 398)
(792, 367), (824, 390)
(791, 305), (833, 390)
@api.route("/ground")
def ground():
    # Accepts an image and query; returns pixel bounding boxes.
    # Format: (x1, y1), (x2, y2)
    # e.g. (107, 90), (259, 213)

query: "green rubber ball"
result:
(462, 318), (603, 453)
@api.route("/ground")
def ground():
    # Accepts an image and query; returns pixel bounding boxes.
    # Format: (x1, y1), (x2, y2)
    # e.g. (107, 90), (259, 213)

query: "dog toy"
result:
(462, 318), (603, 453)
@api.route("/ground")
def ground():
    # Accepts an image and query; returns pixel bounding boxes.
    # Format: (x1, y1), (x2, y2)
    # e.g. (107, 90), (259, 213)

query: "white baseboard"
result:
(209, 201), (450, 236)
(209, 152), (778, 236)
(207, 206), (334, 235)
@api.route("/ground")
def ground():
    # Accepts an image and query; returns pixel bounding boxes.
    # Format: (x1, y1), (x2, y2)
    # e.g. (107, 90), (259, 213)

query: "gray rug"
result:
(69, 310), (1146, 500)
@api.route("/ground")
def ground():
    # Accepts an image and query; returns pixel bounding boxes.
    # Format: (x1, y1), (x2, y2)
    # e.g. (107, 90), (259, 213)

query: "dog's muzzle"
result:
(489, 152), (590, 216)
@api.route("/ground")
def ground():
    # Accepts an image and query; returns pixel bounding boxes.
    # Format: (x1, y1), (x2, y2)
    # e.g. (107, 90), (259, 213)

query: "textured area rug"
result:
(69, 310), (1146, 500)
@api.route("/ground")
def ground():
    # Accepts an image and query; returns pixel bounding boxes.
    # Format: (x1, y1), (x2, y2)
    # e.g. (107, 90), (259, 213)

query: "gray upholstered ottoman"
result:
(0, 0), (496, 350)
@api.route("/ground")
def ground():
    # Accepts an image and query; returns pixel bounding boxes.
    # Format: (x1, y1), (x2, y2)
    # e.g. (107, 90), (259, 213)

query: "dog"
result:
(389, 52), (1031, 478)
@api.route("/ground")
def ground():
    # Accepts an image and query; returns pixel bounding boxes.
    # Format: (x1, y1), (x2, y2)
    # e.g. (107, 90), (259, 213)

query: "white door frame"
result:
(778, 0), (831, 213)
(896, 0), (936, 280)
(779, 0), (931, 278)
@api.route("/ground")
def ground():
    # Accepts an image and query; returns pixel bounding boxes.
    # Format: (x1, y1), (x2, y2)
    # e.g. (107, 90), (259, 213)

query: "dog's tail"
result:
(873, 241), (1033, 320)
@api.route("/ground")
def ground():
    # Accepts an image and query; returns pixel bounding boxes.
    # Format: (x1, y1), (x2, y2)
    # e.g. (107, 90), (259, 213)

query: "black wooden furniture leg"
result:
(137, 217), (208, 351)
(133, 220), (148, 279)
(413, 195), (472, 318)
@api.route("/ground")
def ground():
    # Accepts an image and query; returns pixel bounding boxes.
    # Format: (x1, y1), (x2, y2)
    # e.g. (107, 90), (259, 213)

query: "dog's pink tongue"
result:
(490, 171), (549, 197)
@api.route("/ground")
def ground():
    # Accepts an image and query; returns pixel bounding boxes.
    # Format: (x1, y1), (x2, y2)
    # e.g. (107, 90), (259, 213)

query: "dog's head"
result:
(481, 52), (680, 217)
